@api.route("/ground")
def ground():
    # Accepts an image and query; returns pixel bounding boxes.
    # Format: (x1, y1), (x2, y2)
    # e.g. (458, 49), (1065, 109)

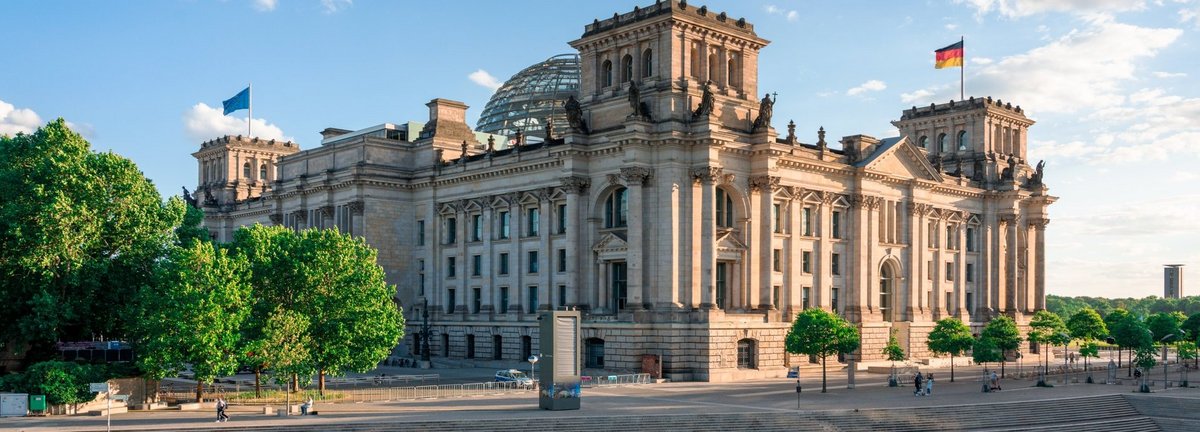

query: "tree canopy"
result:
(926, 318), (974, 382)
(1146, 312), (1185, 343)
(1048, 294), (1200, 322)
(1067, 308), (1108, 342)
(1182, 313), (1200, 342)
(0, 120), (184, 362)
(982, 315), (1022, 354)
(785, 308), (859, 393)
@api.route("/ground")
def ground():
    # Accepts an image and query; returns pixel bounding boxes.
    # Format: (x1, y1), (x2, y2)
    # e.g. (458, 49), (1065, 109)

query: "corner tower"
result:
(893, 97), (1035, 183)
(569, 1), (769, 133)
(192, 135), (300, 206)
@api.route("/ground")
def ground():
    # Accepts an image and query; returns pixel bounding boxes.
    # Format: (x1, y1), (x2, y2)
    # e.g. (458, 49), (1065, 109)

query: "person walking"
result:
(925, 373), (934, 396)
(914, 372), (924, 396)
(215, 397), (230, 422)
(990, 370), (1001, 391)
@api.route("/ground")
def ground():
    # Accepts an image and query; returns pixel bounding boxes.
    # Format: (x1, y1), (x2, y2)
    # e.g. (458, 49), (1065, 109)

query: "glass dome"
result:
(476, 54), (580, 140)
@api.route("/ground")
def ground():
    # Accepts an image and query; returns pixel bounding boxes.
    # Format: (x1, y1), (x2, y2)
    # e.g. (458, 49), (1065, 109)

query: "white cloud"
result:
(764, 4), (800, 22)
(972, 56), (994, 65)
(847, 80), (886, 96)
(786, 11), (799, 21)
(468, 69), (503, 91)
(1180, 6), (1200, 26)
(0, 99), (43, 136)
(320, 0), (351, 14)
(1152, 71), (1187, 78)
(183, 103), (291, 143)
(899, 89), (935, 104)
(956, 0), (1148, 18)
(1169, 171), (1199, 182)
(945, 23), (960, 30)
(252, 0), (277, 12)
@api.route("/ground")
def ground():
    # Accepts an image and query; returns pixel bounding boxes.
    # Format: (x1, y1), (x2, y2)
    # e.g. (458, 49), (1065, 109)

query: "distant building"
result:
(1165, 265), (1184, 299)
(193, 1), (1056, 381)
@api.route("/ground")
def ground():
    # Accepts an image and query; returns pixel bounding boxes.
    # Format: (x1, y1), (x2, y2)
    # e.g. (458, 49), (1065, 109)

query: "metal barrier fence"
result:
(581, 373), (652, 387)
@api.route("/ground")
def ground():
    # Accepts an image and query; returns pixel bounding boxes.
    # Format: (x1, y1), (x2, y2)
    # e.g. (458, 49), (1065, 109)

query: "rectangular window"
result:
(527, 286), (538, 314)
(831, 211), (842, 239)
(528, 251), (539, 274)
(945, 292), (953, 312)
(831, 253), (841, 276)
(966, 292), (974, 313)
(803, 251), (812, 273)
(772, 249), (782, 272)
(802, 287), (811, 310)
(417, 220), (425, 246)
(966, 263), (975, 282)
(527, 208), (540, 236)
(802, 207), (813, 236)
(966, 226), (977, 252)
(447, 257), (456, 278)
(928, 221), (938, 248)
(445, 217), (457, 244)
(499, 286), (509, 313)
(472, 214), (482, 241)
(927, 260), (934, 280)
(773, 203), (782, 233)
(447, 288), (457, 313)
(498, 253), (509, 275)
(611, 262), (628, 310)
(498, 211), (510, 239)
(773, 286), (782, 310)
(418, 260), (426, 296)
(558, 285), (567, 308)
(557, 204), (567, 234)
(945, 262), (954, 281)
(947, 224), (957, 250)
(557, 249), (567, 273)
(472, 287), (481, 314)
(831, 288), (839, 312)
(715, 262), (728, 309)
(472, 255), (482, 276)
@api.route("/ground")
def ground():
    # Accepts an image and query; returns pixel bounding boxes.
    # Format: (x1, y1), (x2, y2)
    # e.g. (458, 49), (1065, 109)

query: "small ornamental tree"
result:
(1105, 309), (1132, 368)
(927, 318), (975, 382)
(973, 335), (1004, 391)
(982, 315), (1022, 378)
(785, 308), (860, 393)
(1176, 341), (1197, 386)
(882, 331), (905, 386)
(1079, 342), (1100, 383)
(1134, 346), (1158, 393)
(1180, 312), (1200, 343)
(1028, 310), (1068, 376)
(1067, 308), (1108, 375)
(1111, 314), (1151, 377)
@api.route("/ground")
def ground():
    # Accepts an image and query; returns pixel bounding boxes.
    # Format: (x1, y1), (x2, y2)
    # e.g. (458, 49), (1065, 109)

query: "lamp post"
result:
(1059, 332), (1071, 384)
(1161, 334), (1175, 390)
(528, 355), (540, 387)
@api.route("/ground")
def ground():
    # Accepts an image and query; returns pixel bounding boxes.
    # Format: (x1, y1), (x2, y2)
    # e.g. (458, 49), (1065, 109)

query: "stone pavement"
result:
(3, 364), (1198, 432)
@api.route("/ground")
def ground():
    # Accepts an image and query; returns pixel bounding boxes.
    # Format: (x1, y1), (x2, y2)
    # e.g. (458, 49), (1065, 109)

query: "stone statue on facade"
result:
(972, 160), (984, 182)
(182, 186), (197, 208)
(544, 116), (555, 140)
(1028, 159), (1046, 186)
(692, 80), (715, 120)
(932, 157), (943, 173)
(785, 120), (796, 143)
(1000, 154), (1016, 180)
(460, 140), (469, 161)
(202, 186), (217, 206)
(751, 92), (775, 132)
(486, 135), (496, 153)
(627, 81), (651, 120)
(565, 95), (589, 133)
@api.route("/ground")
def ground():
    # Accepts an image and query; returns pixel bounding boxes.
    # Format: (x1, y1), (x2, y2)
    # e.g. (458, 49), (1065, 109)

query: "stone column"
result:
(561, 176), (589, 309)
(349, 200), (365, 238)
(847, 193), (879, 323)
(1032, 218), (1048, 311)
(787, 190), (804, 317)
(750, 175), (779, 310)
(955, 216), (969, 321)
(621, 167), (651, 310)
(692, 167), (719, 309)
(817, 193), (834, 310)
(1001, 214), (1017, 314)
(931, 215), (944, 319)
(482, 203), (495, 315)
(539, 190), (553, 311)
(508, 194), (523, 314)
(907, 203), (927, 319)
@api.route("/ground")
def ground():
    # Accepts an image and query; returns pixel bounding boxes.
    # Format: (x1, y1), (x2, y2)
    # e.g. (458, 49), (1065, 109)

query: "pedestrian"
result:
(990, 370), (1000, 391)
(301, 397), (313, 416)
(925, 373), (934, 396)
(215, 397), (230, 422)
(914, 372), (924, 396)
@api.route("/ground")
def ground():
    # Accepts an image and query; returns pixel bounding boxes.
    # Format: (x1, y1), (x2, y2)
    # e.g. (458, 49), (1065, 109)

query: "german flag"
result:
(935, 41), (964, 69)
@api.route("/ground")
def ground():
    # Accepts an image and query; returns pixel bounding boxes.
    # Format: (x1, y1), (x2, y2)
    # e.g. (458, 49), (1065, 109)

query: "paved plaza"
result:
(4, 363), (1198, 431)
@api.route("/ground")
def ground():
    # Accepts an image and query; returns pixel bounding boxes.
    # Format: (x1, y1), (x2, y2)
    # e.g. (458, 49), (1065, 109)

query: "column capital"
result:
(318, 205), (334, 218)
(559, 175), (591, 194)
(349, 200), (365, 215)
(747, 175), (780, 193)
(619, 166), (653, 185)
(268, 213), (283, 225)
(851, 193), (882, 209)
(999, 214), (1018, 225)
(1029, 218), (1050, 230)
(907, 202), (931, 216)
(690, 166), (722, 184)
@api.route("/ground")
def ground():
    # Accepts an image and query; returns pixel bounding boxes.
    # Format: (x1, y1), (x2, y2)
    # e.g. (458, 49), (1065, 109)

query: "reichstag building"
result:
(193, 1), (1055, 381)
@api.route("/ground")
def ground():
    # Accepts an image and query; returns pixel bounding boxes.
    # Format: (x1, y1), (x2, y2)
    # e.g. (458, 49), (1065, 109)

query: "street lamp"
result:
(1059, 332), (1071, 385)
(528, 355), (540, 387)
(1161, 334), (1175, 390)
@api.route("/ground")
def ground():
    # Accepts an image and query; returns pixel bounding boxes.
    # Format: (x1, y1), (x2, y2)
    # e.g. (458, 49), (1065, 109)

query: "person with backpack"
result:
(215, 397), (230, 422)
(914, 372), (924, 396)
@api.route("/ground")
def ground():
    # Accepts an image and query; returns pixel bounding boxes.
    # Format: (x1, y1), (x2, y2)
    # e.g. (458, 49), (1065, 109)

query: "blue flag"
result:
(222, 87), (250, 115)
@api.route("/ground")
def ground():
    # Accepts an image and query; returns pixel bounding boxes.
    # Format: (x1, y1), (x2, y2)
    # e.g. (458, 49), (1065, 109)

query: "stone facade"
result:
(195, 2), (1055, 381)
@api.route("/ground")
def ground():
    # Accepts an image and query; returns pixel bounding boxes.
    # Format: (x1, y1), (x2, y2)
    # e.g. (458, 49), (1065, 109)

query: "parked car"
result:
(495, 369), (534, 388)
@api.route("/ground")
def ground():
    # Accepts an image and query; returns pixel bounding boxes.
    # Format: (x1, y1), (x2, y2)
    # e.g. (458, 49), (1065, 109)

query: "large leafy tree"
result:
(134, 241), (252, 402)
(1146, 312), (1185, 343)
(1027, 310), (1069, 381)
(785, 308), (860, 393)
(1181, 312), (1200, 343)
(927, 318), (975, 382)
(0, 120), (183, 362)
(1110, 314), (1153, 377)
(981, 315), (1022, 377)
(1067, 308), (1108, 378)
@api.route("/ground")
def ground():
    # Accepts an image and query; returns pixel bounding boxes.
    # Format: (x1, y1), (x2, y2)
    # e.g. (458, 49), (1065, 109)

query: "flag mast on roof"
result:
(935, 38), (965, 100)
(222, 84), (252, 136)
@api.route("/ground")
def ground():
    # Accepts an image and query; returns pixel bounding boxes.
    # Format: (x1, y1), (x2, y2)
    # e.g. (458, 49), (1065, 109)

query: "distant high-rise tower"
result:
(1164, 264), (1184, 299)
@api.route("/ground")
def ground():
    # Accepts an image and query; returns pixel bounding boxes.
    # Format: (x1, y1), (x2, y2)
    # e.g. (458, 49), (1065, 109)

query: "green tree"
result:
(1181, 313), (1200, 342)
(1105, 308), (1132, 368)
(1176, 341), (1197, 385)
(0, 120), (183, 362)
(242, 308), (311, 397)
(1028, 310), (1068, 378)
(882, 331), (905, 386)
(1146, 312), (1185, 343)
(785, 308), (860, 393)
(1111, 314), (1152, 377)
(1078, 342), (1100, 382)
(173, 200), (210, 246)
(231, 225), (302, 395)
(1134, 345), (1158, 392)
(1067, 308), (1108, 377)
(981, 315), (1021, 377)
(926, 318), (974, 382)
(134, 241), (252, 402)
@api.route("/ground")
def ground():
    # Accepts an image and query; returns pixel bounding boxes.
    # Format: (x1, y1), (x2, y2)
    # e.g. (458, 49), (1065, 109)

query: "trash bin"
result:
(29, 395), (46, 414)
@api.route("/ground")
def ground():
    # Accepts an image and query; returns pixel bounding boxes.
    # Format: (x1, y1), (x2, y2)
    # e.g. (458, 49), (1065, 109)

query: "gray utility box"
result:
(0, 393), (29, 417)
(538, 310), (581, 411)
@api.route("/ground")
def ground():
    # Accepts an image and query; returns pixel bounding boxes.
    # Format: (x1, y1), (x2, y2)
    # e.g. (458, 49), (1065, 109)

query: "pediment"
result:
(861, 137), (944, 182)
(592, 232), (628, 253)
(716, 230), (748, 252)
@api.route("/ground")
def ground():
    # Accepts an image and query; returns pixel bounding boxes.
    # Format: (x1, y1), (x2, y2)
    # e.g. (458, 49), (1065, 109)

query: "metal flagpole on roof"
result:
(960, 36), (965, 101)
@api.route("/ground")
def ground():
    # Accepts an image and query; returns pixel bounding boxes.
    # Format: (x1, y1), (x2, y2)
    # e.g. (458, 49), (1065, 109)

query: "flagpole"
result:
(248, 82), (253, 137)
(960, 36), (965, 101)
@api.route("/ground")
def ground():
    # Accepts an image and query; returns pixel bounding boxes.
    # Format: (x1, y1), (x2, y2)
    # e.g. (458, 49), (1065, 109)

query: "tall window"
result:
(472, 255), (482, 276)
(499, 286), (509, 312)
(447, 288), (456, 312)
(604, 188), (628, 228)
(831, 288), (840, 312)
(259, 164), (267, 181)
(802, 287), (811, 309)
(242, 162), (251, 178)
(727, 53), (740, 88)
(918, 136), (928, 149)
(773, 203), (782, 233)
(831, 210), (842, 239)
(831, 253), (841, 276)
(736, 339), (756, 369)
(966, 226), (977, 252)
(585, 338), (605, 368)
(445, 217), (457, 244)
(447, 257), (456, 278)
(466, 334), (475, 359)
(521, 336), (532, 360)
(772, 286), (781, 310)
(472, 287), (481, 313)
(498, 211), (510, 239)
(558, 285), (567, 308)
(772, 249), (782, 272)
(556, 204), (566, 234)
(602, 60), (613, 87)
(528, 251), (539, 273)
(716, 262), (728, 309)
(946, 262), (955, 281)
(621, 54), (633, 83)
(641, 49), (653, 78)
(707, 53), (718, 83)
(418, 260), (425, 296)
(802, 251), (812, 273)
(526, 208), (539, 236)
(527, 286), (538, 314)
(493, 335), (503, 360)
(938, 133), (949, 153)
(689, 45), (700, 78)
(957, 130), (969, 150)
(611, 262), (628, 310)
(442, 334), (450, 357)
(802, 207), (813, 236)
(716, 188), (734, 228)
(471, 214), (482, 241)
(947, 223), (958, 249)
(557, 249), (567, 273)
(966, 263), (975, 282)
(417, 220), (425, 245)
(498, 253), (509, 275)
(880, 265), (894, 322)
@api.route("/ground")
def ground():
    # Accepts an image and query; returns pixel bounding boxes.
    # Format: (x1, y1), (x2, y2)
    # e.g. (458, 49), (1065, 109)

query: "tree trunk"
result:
(1001, 358), (1006, 378)
(292, 374), (298, 393)
(319, 369), (326, 396)
(821, 354), (828, 393)
(950, 356), (956, 382)
(254, 368), (262, 398)
(195, 381), (203, 403)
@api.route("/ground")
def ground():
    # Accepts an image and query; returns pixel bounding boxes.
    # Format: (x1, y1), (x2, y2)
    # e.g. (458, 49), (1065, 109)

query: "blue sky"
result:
(3, 0), (1198, 298)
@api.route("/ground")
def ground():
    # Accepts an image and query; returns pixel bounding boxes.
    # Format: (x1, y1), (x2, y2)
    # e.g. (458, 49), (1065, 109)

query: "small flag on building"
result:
(935, 40), (964, 69)
(222, 86), (251, 115)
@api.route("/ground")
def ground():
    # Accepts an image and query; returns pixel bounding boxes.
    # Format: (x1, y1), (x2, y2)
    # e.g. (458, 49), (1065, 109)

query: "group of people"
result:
(214, 396), (316, 422)
(913, 372), (935, 396)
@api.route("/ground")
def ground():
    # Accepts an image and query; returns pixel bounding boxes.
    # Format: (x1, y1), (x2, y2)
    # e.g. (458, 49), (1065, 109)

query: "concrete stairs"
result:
(807, 394), (1150, 432)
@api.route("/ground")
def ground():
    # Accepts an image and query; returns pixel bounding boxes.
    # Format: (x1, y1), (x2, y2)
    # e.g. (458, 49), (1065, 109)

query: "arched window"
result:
(585, 338), (605, 368)
(602, 60), (613, 88)
(259, 163), (267, 181)
(641, 49), (653, 78)
(957, 130), (969, 151)
(604, 187), (628, 228)
(716, 188), (734, 228)
(880, 264), (894, 322)
(621, 54), (633, 83)
(938, 133), (949, 153)
(708, 53), (719, 83)
(917, 136), (928, 149)
(242, 162), (251, 179)
(727, 52), (740, 88)
(737, 339), (757, 369)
